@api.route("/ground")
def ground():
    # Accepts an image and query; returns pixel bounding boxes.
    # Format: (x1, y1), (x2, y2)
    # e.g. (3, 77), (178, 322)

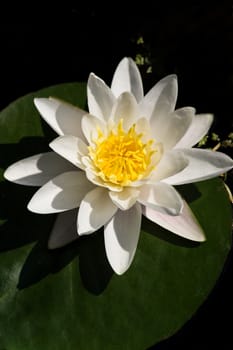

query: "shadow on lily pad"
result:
(17, 231), (114, 294)
(78, 231), (114, 295)
(17, 239), (81, 289)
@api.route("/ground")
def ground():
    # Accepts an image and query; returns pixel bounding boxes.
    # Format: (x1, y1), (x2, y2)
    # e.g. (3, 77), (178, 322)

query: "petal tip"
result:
(190, 228), (206, 243)
(3, 167), (11, 181)
(120, 56), (130, 64)
(27, 200), (38, 213)
(200, 235), (207, 242)
(33, 97), (46, 108)
(112, 266), (128, 275)
(27, 198), (49, 214)
(77, 227), (93, 236)
(161, 73), (177, 82)
(3, 165), (21, 183)
(88, 72), (96, 81)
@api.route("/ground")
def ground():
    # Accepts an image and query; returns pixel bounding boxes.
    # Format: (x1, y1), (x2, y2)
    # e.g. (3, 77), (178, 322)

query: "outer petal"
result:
(138, 183), (183, 215)
(150, 150), (189, 182)
(34, 97), (86, 139)
(142, 200), (206, 242)
(151, 107), (194, 151)
(104, 203), (142, 275)
(4, 152), (74, 186)
(110, 92), (138, 130)
(139, 74), (178, 120)
(87, 73), (116, 121)
(175, 113), (214, 148)
(49, 135), (88, 170)
(111, 57), (144, 102)
(48, 209), (78, 249)
(163, 148), (233, 185)
(77, 187), (117, 235)
(109, 187), (140, 210)
(28, 171), (94, 213)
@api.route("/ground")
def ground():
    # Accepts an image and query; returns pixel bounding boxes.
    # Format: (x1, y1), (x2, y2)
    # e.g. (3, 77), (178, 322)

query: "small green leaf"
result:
(0, 83), (232, 349)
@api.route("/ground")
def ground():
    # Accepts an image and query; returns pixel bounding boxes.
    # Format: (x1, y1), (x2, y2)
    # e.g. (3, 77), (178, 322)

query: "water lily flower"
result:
(4, 57), (233, 275)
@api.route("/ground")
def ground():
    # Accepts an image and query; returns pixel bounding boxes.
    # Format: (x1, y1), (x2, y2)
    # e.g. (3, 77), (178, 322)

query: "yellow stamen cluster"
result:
(88, 120), (156, 186)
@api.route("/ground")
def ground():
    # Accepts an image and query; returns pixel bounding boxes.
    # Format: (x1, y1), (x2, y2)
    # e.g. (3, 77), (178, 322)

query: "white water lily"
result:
(4, 57), (233, 275)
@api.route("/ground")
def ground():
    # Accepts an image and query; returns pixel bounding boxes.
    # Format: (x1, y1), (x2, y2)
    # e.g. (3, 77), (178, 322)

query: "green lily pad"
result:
(0, 83), (232, 349)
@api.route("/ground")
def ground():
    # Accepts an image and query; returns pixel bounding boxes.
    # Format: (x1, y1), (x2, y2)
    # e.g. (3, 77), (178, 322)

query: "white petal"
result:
(164, 148), (233, 185)
(135, 117), (152, 141)
(109, 188), (140, 210)
(138, 183), (183, 215)
(50, 135), (88, 169)
(28, 171), (94, 213)
(151, 107), (194, 151)
(110, 92), (138, 130)
(81, 114), (106, 144)
(175, 113), (214, 148)
(143, 200), (206, 242)
(4, 152), (74, 186)
(151, 150), (189, 182)
(111, 57), (144, 102)
(34, 97), (86, 139)
(78, 187), (117, 235)
(87, 73), (115, 121)
(48, 209), (78, 249)
(139, 74), (178, 120)
(104, 203), (142, 275)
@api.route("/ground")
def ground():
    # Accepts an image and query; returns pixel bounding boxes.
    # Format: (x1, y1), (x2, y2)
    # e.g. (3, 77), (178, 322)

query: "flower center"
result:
(88, 120), (156, 186)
